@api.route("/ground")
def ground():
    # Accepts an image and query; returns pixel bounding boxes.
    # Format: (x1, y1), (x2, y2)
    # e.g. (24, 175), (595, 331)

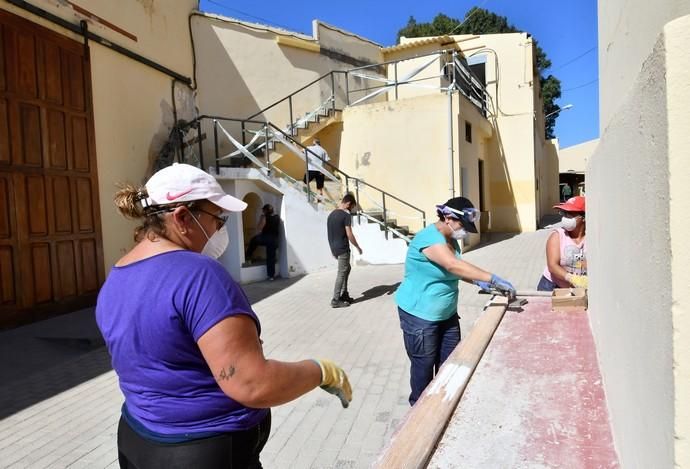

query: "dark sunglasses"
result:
(194, 208), (228, 229)
(559, 210), (583, 219)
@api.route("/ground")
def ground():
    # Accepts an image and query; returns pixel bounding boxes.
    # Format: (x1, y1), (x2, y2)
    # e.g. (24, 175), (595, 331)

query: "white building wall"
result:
(598, 0), (690, 130)
(589, 12), (690, 468)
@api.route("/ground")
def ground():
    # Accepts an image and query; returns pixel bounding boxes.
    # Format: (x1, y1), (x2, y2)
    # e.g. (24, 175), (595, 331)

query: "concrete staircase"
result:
(225, 107), (342, 171)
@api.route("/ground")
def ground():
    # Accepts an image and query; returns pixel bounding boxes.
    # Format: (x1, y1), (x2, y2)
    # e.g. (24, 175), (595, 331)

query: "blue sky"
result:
(199, 0), (598, 148)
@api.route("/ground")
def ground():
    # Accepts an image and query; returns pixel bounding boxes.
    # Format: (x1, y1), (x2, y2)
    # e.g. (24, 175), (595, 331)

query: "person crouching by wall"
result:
(395, 197), (516, 405)
(536, 196), (588, 291)
(96, 163), (352, 468)
(245, 204), (281, 280)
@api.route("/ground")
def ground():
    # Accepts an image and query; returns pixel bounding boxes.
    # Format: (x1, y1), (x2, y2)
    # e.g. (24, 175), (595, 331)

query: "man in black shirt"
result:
(245, 204), (281, 280)
(327, 193), (363, 308)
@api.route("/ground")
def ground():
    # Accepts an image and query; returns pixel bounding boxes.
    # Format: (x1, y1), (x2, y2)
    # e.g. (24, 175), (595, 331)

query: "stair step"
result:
(365, 210), (384, 221)
(226, 156), (253, 168)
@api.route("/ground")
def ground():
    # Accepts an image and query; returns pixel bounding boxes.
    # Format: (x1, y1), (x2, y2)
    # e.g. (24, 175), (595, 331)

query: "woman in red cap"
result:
(537, 196), (588, 291)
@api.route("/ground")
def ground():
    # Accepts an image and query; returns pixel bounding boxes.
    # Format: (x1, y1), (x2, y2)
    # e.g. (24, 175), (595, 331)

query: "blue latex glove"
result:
(490, 274), (516, 297)
(473, 280), (492, 292)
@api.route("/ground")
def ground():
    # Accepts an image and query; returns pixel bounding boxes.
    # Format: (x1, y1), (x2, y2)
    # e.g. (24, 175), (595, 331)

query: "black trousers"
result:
(245, 233), (278, 278)
(117, 411), (271, 469)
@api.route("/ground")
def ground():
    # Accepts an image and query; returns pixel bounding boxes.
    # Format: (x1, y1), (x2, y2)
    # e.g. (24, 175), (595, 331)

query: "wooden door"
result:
(0, 10), (104, 328)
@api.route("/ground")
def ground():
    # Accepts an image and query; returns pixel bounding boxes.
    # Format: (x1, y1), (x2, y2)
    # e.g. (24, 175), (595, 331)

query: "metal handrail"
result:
(346, 48), (457, 72)
(175, 49), (499, 238)
(246, 70), (348, 121)
(184, 114), (427, 238)
(265, 122), (425, 221)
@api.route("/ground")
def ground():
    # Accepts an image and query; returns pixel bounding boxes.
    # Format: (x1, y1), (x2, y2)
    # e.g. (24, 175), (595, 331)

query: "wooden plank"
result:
(428, 299), (618, 467)
(374, 297), (509, 469)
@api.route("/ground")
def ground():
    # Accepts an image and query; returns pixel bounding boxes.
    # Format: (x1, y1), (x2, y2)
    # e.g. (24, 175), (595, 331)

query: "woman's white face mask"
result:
(447, 218), (468, 240)
(561, 216), (579, 231)
(191, 214), (229, 259)
(451, 227), (468, 240)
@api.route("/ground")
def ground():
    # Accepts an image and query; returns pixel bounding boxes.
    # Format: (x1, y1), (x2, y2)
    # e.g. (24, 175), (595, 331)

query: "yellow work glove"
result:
(566, 273), (589, 289)
(312, 359), (352, 408)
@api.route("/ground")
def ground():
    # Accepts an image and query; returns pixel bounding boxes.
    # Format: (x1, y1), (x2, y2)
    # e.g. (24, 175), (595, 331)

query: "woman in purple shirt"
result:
(96, 164), (351, 469)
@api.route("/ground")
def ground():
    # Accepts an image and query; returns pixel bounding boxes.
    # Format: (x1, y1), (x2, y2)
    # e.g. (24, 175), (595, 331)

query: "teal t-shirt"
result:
(395, 224), (461, 322)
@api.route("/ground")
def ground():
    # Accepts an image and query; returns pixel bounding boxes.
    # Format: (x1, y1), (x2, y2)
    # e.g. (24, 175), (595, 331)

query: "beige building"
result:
(0, 3), (561, 325)
(558, 138), (597, 198)
(559, 138), (596, 174)
(0, 0), (197, 327)
(338, 33), (559, 235)
(589, 0), (690, 467)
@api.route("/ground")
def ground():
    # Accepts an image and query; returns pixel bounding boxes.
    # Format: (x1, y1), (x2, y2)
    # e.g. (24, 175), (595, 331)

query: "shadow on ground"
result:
(353, 282), (401, 304)
(0, 274), (307, 419)
(472, 232), (519, 250)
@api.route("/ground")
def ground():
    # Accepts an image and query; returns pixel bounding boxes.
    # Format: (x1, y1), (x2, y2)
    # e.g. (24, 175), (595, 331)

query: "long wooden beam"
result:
(373, 297), (509, 469)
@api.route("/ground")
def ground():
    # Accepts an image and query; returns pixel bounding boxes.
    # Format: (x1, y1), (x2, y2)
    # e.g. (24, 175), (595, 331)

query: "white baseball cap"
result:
(144, 163), (247, 212)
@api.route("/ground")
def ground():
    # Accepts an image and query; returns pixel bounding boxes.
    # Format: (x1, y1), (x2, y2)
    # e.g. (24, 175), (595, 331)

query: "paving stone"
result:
(0, 229), (550, 468)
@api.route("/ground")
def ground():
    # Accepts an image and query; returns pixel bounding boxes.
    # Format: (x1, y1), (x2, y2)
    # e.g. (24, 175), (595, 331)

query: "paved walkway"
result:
(0, 228), (550, 469)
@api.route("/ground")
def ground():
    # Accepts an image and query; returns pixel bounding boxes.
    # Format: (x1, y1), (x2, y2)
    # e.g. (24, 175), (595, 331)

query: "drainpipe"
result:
(447, 51), (457, 198)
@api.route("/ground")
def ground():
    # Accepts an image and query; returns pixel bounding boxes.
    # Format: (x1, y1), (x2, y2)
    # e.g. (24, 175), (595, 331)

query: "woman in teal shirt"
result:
(395, 197), (515, 405)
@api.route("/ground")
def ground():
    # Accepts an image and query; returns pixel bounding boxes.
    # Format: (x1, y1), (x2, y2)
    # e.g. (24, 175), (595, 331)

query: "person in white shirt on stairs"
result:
(303, 138), (330, 198)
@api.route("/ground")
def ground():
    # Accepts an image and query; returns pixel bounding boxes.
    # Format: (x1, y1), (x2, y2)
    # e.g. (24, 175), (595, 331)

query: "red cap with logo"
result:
(554, 196), (585, 212)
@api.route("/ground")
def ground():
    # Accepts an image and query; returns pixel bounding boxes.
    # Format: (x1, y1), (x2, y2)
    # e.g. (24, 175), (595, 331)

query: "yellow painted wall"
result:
(386, 41), (448, 101)
(666, 20), (690, 466)
(345, 33), (544, 231)
(314, 21), (382, 65)
(559, 138), (598, 173)
(589, 11), (690, 468)
(459, 33), (539, 231)
(541, 139), (560, 213)
(1, 0), (197, 271)
(598, 0), (690, 131)
(380, 33), (543, 232)
(191, 13), (383, 167)
(338, 92), (491, 245)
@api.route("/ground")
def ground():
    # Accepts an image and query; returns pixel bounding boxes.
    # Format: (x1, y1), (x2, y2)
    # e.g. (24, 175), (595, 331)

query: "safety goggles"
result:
(436, 205), (481, 222)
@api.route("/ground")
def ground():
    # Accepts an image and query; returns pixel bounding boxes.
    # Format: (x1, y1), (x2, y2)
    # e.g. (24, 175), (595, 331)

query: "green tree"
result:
(398, 8), (562, 139)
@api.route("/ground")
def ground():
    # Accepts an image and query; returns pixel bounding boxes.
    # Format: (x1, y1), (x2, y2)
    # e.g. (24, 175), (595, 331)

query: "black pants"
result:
(303, 170), (325, 189)
(246, 234), (278, 278)
(117, 411), (271, 469)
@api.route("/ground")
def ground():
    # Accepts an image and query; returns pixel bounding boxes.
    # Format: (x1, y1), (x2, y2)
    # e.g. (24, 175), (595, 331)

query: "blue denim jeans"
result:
(398, 307), (461, 405)
(536, 275), (557, 291)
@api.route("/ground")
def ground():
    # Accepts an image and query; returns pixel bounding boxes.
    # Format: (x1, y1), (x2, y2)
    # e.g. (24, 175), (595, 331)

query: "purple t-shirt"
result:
(96, 250), (268, 435)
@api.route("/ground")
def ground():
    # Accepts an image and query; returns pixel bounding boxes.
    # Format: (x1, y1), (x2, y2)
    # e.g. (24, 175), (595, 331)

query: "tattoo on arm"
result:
(216, 365), (236, 381)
